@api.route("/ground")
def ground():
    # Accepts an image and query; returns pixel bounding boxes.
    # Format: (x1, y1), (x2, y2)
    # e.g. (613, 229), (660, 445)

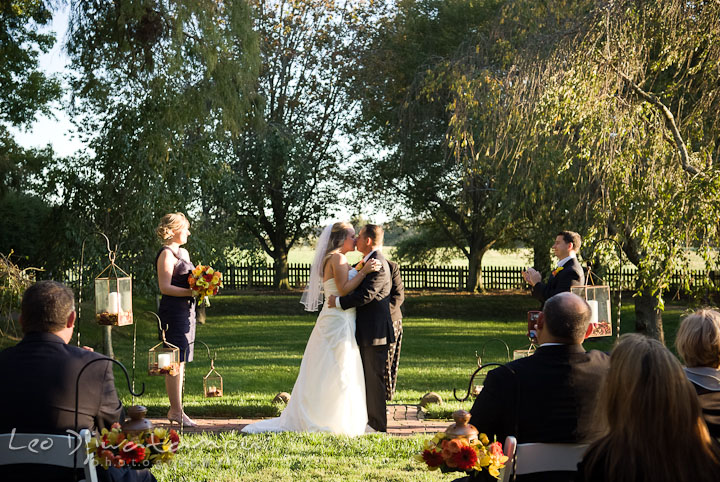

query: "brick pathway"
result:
(149, 404), (449, 436)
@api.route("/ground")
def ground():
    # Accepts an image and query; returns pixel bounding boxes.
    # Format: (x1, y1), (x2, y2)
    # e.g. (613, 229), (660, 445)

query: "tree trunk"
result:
(102, 326), (114, 358)
(532, 238), (552, 279)
(274, 250), (290, 290)
(466, 246), (487, 292)
(634, 290), (665, 344)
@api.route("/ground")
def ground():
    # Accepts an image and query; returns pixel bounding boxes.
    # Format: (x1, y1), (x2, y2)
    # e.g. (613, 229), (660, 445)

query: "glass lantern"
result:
(571, 285), (613, 338)
(148, 341), (181, 376)
(203, 360), (223, 398)
(95, 262), (133, 326)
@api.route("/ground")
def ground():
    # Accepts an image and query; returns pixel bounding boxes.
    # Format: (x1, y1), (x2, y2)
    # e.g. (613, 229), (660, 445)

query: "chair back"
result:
(501, 435), (588, 482)
(0, 428), (98, 482)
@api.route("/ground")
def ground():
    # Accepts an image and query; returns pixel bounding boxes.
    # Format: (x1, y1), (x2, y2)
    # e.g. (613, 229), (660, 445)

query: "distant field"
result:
(267, 246), (716, 270)
(269, 247), (534, 267)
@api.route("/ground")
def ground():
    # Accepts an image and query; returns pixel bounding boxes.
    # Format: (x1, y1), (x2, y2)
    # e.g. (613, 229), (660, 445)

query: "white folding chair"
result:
(0, 428), (98, 482)
(500, 435), (588, 482)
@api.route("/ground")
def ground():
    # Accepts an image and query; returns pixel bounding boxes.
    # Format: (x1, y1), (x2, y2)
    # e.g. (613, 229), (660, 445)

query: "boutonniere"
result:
(355, 260), (365, 271)
(551, 266), (564, 277)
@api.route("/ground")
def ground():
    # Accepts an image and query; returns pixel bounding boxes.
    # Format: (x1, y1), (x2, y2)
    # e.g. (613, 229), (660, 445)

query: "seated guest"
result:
(676, 309), (720, 438)
(468, 292), (609, 481)
(578, 334), (720, 482)
(0, 281), (154, 482)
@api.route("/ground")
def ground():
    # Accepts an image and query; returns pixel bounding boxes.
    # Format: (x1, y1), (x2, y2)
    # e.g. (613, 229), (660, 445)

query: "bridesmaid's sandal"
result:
(167, 410), (197, 427)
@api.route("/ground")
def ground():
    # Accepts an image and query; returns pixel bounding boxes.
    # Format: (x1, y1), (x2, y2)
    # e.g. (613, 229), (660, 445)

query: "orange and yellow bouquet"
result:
(416, 431), (508, 479)
(188, 265), (222, 307)
(87, 423), (180, 470)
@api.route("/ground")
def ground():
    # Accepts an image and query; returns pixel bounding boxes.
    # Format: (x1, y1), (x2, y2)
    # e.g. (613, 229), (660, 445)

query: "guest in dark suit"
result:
(385, 259), (405, 401)
(523, 231), (585, 306)
(676, 309), (720, 439)
(577, 334), (720, 482)
(468, 292), (609, 482)
(328, 224), (394, 432)
(0, 281), (154, 482)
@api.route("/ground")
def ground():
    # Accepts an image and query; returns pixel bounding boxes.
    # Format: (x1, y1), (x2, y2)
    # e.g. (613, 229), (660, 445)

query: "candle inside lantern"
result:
(107, 292), (121, 314)
(158, 353), (172, 369)
(587, 299), (599, 325)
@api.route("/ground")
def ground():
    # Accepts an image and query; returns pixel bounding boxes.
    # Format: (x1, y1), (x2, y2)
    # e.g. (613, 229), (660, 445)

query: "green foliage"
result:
(0, 0), (62, 128)
(0, 251), (37, 338)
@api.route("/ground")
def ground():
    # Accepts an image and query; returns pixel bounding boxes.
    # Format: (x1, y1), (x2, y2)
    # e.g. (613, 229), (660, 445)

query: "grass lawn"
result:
(0, 291), (694, 481)
(0, 291), (690, 418)
(152, 432), (460, 481)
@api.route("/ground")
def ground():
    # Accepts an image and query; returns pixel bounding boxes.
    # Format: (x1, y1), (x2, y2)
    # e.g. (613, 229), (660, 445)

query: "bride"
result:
(242, 221), (381, 435)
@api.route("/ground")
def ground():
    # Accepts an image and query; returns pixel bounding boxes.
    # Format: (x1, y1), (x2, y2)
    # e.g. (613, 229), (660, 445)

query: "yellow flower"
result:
(479, 433), (490, 445)
(206, 267), (214, 275)
(488, 466), (500, 477)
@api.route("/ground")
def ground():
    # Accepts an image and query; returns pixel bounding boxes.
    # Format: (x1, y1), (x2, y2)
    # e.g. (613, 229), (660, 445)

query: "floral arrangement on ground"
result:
(88, 423), (180, 469)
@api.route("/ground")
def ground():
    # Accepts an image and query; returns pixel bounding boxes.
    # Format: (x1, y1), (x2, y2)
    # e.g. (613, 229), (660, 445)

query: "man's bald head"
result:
(542, 292), (592, 343)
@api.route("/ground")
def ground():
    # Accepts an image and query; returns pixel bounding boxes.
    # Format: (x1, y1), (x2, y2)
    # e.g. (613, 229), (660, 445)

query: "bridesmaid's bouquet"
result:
(188, 265), (223, 307)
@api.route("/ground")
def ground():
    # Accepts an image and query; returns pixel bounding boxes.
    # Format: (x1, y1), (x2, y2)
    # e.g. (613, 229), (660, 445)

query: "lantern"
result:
(148, 341), (181, 376)
(203, 359), (223, 398)
(571, 285), (613, 338)
(95, 259), (133, 326)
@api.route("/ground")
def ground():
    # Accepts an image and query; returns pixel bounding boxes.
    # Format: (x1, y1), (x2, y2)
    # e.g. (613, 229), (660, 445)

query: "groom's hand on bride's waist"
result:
(328, 295), (337, 308)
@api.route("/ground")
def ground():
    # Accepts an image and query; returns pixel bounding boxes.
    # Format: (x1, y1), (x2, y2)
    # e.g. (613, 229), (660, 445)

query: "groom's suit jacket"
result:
(339, 251), (395, 347)
(531, 257), (585, 305)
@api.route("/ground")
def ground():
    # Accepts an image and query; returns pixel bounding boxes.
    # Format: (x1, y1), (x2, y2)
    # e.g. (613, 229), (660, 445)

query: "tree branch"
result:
(613, 67), (700, 176)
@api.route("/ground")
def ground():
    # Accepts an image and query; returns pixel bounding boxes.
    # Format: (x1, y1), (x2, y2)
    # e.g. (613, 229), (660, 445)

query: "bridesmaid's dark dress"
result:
(156, 246), (196, 362)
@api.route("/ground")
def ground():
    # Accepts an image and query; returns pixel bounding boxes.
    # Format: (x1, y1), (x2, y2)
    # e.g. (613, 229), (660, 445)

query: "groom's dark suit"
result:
(338, 250), (394, 431)
(531, 257), (585, 305)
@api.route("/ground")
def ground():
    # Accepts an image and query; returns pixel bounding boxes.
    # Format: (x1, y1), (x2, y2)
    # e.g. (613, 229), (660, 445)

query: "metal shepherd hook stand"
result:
(454, 338), (511, 402)
(146, 311), (190, 432)
(77, 232), (115, 348)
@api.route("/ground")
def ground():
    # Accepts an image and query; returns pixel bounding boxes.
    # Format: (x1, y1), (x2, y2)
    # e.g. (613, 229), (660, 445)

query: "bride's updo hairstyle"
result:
(156, 212), (190, 245)
(322, 222), (353, 266)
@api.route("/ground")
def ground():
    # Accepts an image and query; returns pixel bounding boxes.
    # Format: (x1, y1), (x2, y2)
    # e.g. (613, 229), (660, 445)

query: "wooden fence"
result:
(220, 264), (720, 292)
(50, 262), (719, 293)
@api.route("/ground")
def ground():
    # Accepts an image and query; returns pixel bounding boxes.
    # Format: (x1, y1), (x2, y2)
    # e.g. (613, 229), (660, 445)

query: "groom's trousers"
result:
(359, 344), (389, 432)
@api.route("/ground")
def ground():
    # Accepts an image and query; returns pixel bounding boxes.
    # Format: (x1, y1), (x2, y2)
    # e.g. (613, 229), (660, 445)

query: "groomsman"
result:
(522, 231), (585, 306)
(328, 224), (394, 432)
(385, 259), (405, 401)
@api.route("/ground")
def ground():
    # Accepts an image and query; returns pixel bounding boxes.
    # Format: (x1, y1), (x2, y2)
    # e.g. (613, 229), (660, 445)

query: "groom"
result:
(328, 224), (394, 432)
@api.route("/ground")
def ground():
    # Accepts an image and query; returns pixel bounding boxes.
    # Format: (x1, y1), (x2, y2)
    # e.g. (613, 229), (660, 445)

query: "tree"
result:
(220, 0), (377, 289)
(352, 0), (519, 291)
(62, 0), (260, 354)
(523, 0), (720, 341)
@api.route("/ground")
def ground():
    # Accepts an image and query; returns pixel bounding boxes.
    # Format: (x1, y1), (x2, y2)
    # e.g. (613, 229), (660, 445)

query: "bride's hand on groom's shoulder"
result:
(360, 259), (382, 276)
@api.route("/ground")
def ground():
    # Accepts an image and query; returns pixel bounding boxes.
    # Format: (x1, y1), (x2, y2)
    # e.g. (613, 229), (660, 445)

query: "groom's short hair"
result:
(362, 224), (384, 247)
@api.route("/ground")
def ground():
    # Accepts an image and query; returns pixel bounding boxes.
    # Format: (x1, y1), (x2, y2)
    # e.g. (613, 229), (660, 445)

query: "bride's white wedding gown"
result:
(241, 275), (368, 436)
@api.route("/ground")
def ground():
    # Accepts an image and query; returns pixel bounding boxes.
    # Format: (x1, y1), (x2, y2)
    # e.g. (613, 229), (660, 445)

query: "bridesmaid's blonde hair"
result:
(156, 212), (190, 244)
(322, 222), (353, 268)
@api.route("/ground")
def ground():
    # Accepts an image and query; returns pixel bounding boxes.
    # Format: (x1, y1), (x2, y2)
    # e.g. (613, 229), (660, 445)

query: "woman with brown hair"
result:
(155, 212), (197, 427)
(577, 333), (720, 482)
(676, 309), (720, 438)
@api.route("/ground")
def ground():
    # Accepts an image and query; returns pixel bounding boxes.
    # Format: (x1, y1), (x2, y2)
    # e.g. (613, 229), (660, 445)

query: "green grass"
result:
(0, 292), (690, 420)
(0, 292), (696, 481)
(151, 432), (458, 481)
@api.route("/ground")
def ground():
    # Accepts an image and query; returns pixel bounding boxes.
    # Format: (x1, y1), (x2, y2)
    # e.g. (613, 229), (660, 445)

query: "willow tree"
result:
(532, 0), (720, 342)
(64, 0), (259, 353)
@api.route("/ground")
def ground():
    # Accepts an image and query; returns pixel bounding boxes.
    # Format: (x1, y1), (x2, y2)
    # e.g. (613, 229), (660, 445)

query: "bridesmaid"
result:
(155, 212), (197, 427)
